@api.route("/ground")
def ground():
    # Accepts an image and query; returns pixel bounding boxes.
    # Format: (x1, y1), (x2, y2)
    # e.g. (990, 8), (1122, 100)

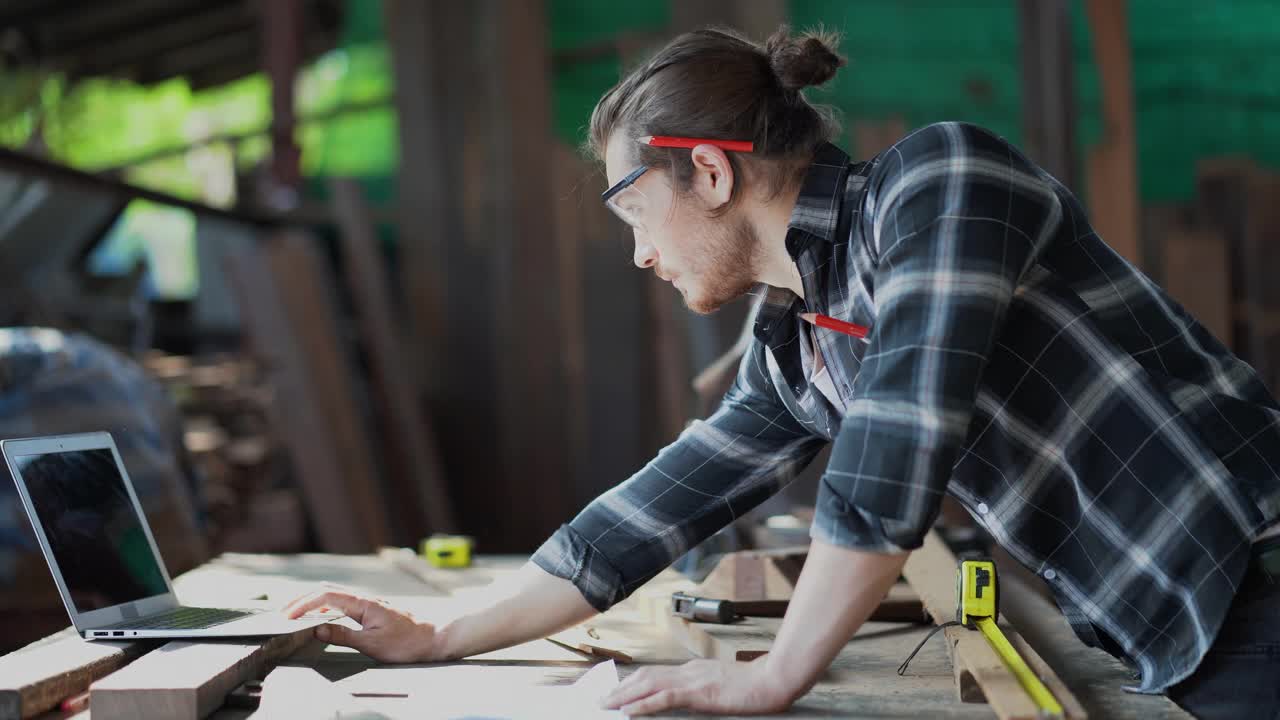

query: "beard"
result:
(680, 213), (762, 315)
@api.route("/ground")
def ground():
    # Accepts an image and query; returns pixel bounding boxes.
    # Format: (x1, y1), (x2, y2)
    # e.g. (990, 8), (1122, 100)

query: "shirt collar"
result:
(752, 142), (856, 350)
(783, 142), (854, 259)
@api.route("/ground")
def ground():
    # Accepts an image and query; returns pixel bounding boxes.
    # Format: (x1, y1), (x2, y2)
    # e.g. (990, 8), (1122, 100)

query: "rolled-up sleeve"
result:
(813, 122), (1061, 552)
(532, 340), (826, 612)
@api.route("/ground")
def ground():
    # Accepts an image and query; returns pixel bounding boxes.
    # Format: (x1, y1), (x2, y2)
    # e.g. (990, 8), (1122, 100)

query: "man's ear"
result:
(689, 143), (734, 211)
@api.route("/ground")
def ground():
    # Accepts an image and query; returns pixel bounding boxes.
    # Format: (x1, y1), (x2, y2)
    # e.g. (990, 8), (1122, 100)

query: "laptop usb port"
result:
(113, 631), (124, 636)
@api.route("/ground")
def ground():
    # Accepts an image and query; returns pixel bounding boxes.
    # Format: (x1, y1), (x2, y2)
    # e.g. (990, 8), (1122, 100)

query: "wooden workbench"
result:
(8, 551), (1189, 719)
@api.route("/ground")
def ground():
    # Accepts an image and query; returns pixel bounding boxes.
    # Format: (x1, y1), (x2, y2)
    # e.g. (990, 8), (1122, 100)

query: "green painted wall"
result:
(550, 0), (1280, 203)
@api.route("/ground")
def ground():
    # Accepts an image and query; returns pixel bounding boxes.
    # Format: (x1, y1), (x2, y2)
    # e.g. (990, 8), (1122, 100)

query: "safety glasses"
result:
(601, 136), (754, 230)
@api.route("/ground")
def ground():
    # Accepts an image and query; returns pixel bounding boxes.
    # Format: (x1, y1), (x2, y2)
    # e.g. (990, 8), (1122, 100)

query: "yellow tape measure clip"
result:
(958, 557), (1065, 718)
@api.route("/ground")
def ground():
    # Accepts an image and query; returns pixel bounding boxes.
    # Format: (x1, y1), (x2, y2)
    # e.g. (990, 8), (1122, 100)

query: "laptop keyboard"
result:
(102, 606), (253, 631)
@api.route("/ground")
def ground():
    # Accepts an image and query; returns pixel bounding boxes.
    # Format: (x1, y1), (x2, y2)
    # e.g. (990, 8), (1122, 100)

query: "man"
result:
(287, 27), (1280, 718)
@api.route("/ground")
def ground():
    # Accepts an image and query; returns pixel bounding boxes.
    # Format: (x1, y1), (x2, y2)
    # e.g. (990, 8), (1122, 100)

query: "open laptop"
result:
(3, 431), (333, 639)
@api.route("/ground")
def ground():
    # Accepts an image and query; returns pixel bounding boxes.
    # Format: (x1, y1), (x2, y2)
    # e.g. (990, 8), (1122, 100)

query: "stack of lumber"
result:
(143, 352), (305, 555)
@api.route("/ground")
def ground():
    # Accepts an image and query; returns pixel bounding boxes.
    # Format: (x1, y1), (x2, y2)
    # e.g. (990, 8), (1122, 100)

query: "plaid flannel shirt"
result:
(532, 122), (1280, 693)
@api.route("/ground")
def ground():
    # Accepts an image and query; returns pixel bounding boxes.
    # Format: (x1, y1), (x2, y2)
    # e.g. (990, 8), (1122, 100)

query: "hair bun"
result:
(765, 26), (845, 91)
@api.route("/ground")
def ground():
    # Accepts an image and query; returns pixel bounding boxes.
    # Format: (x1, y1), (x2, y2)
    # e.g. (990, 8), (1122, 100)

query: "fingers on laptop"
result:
(285, 590), (369, 622)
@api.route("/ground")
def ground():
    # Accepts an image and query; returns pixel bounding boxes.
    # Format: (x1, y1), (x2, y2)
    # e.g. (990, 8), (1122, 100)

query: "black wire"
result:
(897, 621), (962, 676)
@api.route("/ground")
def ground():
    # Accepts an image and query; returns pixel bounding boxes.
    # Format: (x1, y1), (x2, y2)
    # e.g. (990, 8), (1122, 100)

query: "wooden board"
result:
(13, 551), (1188, 720)
(89, 628), (314, 720)
(696, 547), (808, 602)
(0, 636), (150, 719)
(1084, 0), (1140, 266)
(330, 178), (457, 540)
(949, 629), (1041, 719)
(265, 232), (393, 550)
(997, 557), (1187, 720)
(224, 243), (368, 554)
(903, 531), (1086, 719)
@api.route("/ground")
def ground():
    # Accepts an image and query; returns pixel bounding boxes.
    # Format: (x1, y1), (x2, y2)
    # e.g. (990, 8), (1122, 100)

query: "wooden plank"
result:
(488, 0), (572, 550)
(1017, 0), (1077, 190)
(224, 242), (366, 552)
(330, 177), (457, 539)
(1008, 630), (1090, 720)
(265, 232), (393, 549)
(902, 531), (1040, 719)
(89, 628), (314, 720)
(996, 562), (1185, 720)
(950, 629), (1040, 718)
(382, 0), (450, 391)
(0, 637), (150, 720)
(696, 547), (808, 601)
(1084, 0), (1141, 265)
(550, 143), (591, 514)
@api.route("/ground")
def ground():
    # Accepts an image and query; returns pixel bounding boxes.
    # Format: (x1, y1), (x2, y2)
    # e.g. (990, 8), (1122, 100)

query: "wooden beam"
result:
(265, 232), (393, 548)
(224, 241), (369, 553)
(133, 30), (259, 86)
(696, 547), (808, 602)
(550, 142), (595, 510)
(1085, 0), (1141, 265)
(1017, 0), (1077, 190)
(89, 628), (313, 720)
(331, 178), (457, 539)
(902, 531), (1086, 719)
(0, 636), (150, 720)
(99, 96), (394, 173)
(261, 0), (303, 193)
(382, 0), (451, 392)
(487, 0), (571, 550)
(0, 148), (281, 227)
(62, 4), (252, 77)
(33, 0), (208, 55)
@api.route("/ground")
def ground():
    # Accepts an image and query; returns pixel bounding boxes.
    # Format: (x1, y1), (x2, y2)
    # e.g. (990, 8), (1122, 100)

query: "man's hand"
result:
(283, 590), (438, 663)
(601, 658), (795, 716)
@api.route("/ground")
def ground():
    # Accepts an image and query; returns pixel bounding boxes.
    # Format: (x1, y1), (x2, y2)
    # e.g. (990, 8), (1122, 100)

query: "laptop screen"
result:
(15, 448), (168, 612)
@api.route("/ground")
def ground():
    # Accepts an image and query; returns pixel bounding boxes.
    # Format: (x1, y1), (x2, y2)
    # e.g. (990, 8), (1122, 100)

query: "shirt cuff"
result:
(529, 524), (625, 613)
(809, 475), (924, 553)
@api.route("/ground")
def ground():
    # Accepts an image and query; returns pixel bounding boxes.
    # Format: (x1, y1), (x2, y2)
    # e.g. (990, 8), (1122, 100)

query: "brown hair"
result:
(589, 25), (846, 212)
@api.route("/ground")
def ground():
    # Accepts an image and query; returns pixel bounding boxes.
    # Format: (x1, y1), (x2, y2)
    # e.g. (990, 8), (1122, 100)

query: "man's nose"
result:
(633, 238), (658, 270)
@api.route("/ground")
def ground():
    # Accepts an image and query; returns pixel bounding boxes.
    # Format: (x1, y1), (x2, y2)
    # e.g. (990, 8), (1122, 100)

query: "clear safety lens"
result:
(605, 182), (649, 230)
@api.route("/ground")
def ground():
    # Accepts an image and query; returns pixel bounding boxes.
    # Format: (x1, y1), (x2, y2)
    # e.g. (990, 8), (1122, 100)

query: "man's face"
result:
(604, 135), (760, 314)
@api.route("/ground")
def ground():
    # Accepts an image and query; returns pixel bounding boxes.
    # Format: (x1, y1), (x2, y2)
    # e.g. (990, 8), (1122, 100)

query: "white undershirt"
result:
(809, 333), (848, 415)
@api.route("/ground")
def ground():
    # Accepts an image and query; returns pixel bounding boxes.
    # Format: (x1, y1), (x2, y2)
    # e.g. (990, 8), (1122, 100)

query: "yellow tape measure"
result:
(420, 534), (473, 568)
(958, 558), (1064, 718)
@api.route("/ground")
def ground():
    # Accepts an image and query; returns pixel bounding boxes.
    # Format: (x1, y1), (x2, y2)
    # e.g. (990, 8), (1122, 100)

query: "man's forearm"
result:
(764, 539), (910, 701)
(433, 562), (598, 660)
